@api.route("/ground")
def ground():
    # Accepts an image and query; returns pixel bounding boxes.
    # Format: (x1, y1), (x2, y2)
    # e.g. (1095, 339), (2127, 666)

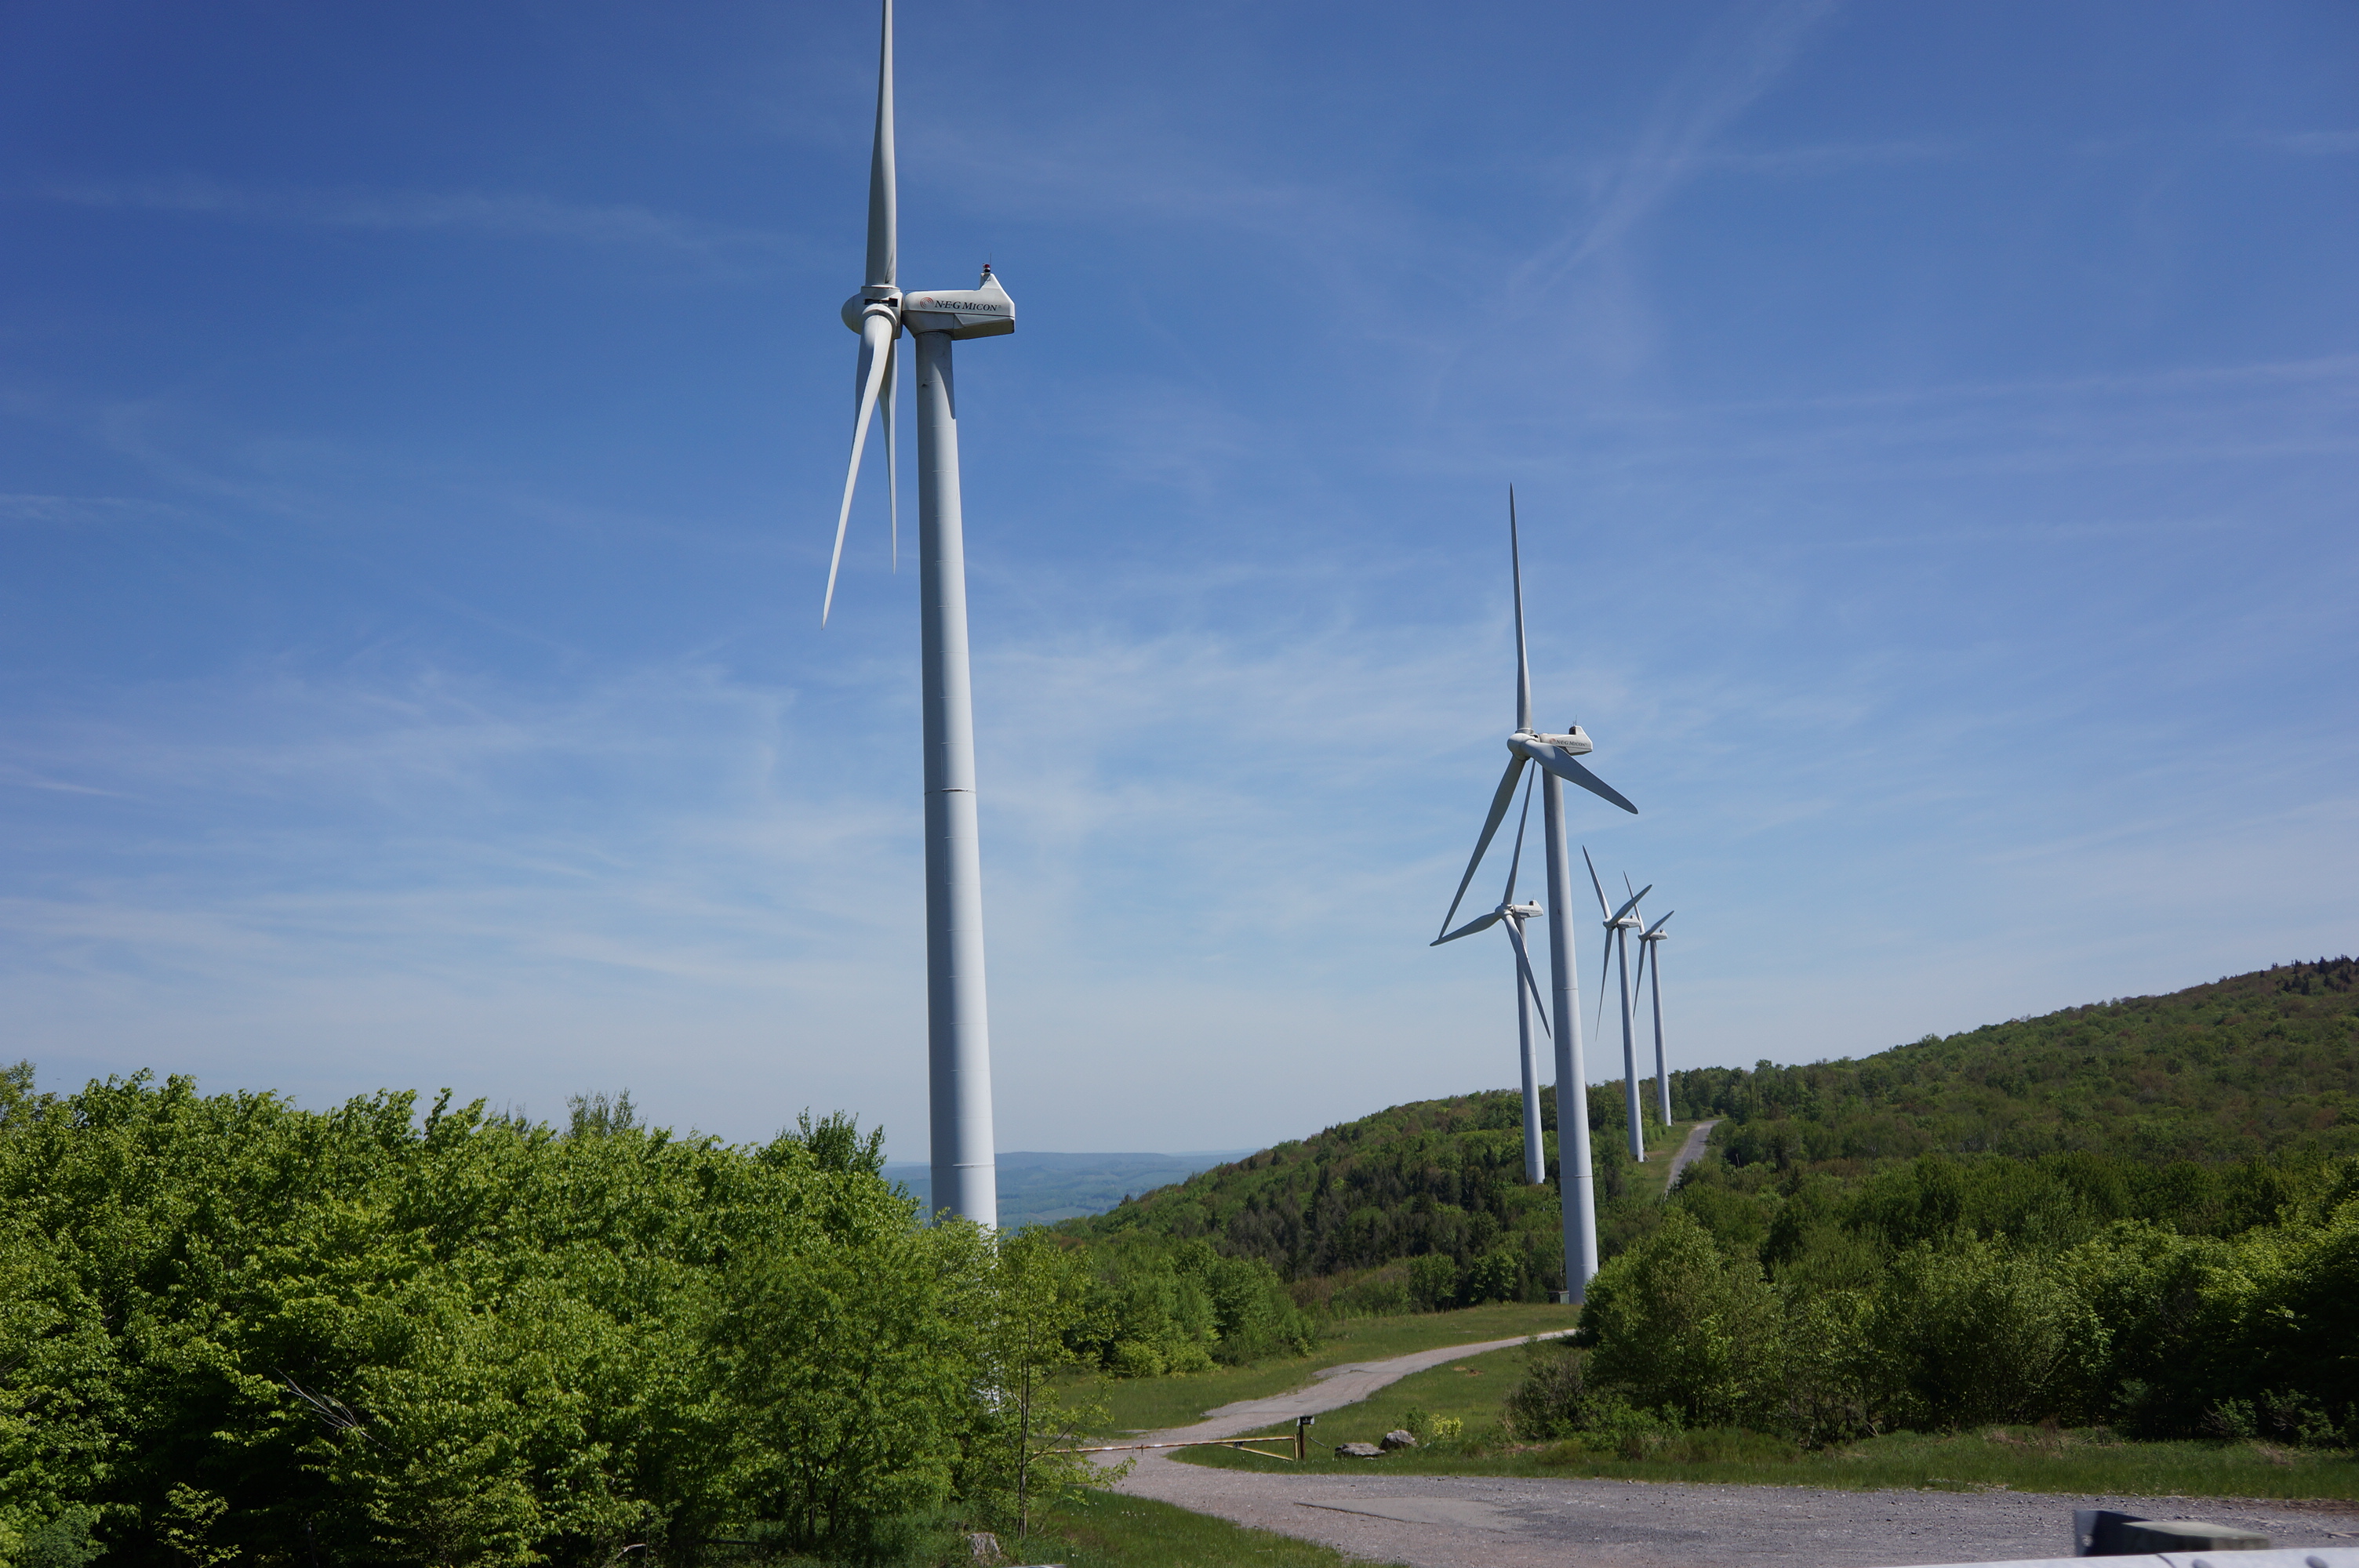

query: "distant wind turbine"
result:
(1434, 772), (1553, 1185)
(1633, 906), (1675, 1127)
(825, 0), (1017, 1226)
(1437, 488), (1638, 1301)
(1585, 848), (1650, 1163)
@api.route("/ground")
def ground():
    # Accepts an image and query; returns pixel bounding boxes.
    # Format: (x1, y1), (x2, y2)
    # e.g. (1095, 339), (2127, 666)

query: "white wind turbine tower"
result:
(1433, 772), (1554, 1185)
(1437, 489), (1638, 1301)
(1633, 906), (1675, 1127)
(1585, 848), (1651, 1163)
(825, 0), (1016, 1226)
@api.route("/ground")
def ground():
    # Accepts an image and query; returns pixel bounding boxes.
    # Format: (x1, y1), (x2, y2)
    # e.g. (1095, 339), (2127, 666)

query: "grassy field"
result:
(1013, 1490), (1412, 1568)
(1174, 1344), (2359, 1501)
(1087, 1301), (1576, 1432)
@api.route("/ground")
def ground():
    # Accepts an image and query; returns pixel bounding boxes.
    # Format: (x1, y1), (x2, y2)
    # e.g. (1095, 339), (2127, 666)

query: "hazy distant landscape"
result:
(883, 1149), (1254, 1229)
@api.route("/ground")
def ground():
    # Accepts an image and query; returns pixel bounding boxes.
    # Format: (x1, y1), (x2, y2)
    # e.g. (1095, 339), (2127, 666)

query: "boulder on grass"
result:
(1334, 1442), (1386, 1459)
(1379, 1430), (1418, 1450)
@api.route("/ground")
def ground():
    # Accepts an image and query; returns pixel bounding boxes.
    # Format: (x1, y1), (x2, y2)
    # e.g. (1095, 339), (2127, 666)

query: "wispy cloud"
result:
(2252, 129), (2359, 156)
(28, 178), (804, 259)
(1681, 138), (1958, 175)
(4, 525), (2353, 1148)
(0, 492), (181, 527)
(1513, 0), (1843, 292)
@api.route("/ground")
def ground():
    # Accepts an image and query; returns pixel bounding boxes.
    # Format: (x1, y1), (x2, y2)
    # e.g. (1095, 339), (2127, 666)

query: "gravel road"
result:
(1114, 1333), (2359, 1568)
(1660, 1119), (1719, 1192)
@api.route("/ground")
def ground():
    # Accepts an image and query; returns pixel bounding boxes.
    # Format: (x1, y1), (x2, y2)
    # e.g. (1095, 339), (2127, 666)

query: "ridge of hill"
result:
(1063, 959), (2357, 1299)
(1688, 955), (2357, 1169)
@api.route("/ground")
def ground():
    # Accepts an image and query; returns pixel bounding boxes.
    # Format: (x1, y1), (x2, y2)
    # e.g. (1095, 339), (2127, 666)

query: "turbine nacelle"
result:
(1499, 900), (1543, 920)
(1512, 725), (1593, 757)
(901, 269), (1016, 339)
(840, 271), (1016, 339)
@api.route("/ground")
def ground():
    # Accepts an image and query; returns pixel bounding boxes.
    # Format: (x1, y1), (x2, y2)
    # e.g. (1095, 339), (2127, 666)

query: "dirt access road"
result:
(1659, 1118), (1718, 1193)
(1114, 1333), (2359, 1568)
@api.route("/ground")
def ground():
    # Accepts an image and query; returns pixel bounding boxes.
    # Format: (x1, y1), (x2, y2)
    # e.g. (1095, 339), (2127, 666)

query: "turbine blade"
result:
(1536, 750), (1640, 815)
(1509, 486), (1532, 732)
(866, 0), (896, 289)
(1432, 910), (1503, 946)
(1643, 909), (1674, 938)
(1631, 936), (1648, 995)
(1438, 754), (1526, 939)
(1507, 918), (1551, 1037)
(823, 310), (895, 626)
(882, 332), (898, 572)
(1500, 768), (1536, 906)
(1583, 844), (1611, 920)
(1610, 884), (1654, 925)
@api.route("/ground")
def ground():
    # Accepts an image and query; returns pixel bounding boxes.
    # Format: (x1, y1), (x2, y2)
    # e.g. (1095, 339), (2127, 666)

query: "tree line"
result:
(0, 1069), (1153, 1566)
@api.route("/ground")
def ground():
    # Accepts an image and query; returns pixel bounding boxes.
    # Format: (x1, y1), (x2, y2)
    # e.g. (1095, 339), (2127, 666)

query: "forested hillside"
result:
(1685, 956), (2357, 1169)
(1067, 960), (2357, 1304)
(1076, 959), (2359, 1449)
(1533, 959), (2359, 1451)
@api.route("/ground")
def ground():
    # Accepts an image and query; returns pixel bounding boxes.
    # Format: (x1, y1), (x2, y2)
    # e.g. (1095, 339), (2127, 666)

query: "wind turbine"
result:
(826, 0), (1016, 1226)
(1437, 488), (1638, 1301)
(1583, 849), (1650, 1163)
(1633, 907), (1675, 1127)
(1433, 772), (1553, 1185)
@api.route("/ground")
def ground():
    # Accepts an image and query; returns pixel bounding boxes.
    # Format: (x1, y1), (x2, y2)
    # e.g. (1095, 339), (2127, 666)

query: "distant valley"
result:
(885, 1148), (1253, 1229)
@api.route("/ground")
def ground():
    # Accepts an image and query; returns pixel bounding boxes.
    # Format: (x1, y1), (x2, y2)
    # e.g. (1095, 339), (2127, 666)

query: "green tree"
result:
(1863, 1236), (2101, 1428)
(971, 1232), (1129, 1538)
(1576, 1210), (1781, 1426)
(711, 1184), (987, 1559)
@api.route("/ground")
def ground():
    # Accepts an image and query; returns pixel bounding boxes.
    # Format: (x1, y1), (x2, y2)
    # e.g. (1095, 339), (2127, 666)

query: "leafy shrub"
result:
(1504, 1341), (1596, 1440)
(1576, 1211), (1783, 1427)
(1459, 1249), (1521, 1305)
(1863, 1236), (2103, 1430)
(1067, 1236), (1311, 1374)
(1771, 1287), (1877, 1445)
(1406, 1254), (1459, 1312)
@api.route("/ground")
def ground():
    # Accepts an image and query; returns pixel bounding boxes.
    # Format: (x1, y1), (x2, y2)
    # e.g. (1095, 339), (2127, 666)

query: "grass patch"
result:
(1174, 1348), (2359, 1501)
(1015, 1490), (1412, 1568)
(1088, 1301), (1574, 1433)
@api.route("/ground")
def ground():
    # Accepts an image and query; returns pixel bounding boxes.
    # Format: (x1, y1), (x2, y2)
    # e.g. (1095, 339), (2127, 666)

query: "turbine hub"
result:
(841, 289), (901, 332)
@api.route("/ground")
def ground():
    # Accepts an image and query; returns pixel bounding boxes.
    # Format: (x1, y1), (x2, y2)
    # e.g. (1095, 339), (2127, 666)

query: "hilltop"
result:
(1063, 958), (2357, 1300)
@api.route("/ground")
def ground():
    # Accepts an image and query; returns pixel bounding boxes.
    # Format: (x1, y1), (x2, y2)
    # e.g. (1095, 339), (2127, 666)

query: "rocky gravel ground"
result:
(1113, 1334), (2359, 1568)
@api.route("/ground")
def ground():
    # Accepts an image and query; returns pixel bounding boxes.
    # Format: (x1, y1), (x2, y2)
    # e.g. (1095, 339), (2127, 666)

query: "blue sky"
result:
(4, 1), (2354, 1156)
